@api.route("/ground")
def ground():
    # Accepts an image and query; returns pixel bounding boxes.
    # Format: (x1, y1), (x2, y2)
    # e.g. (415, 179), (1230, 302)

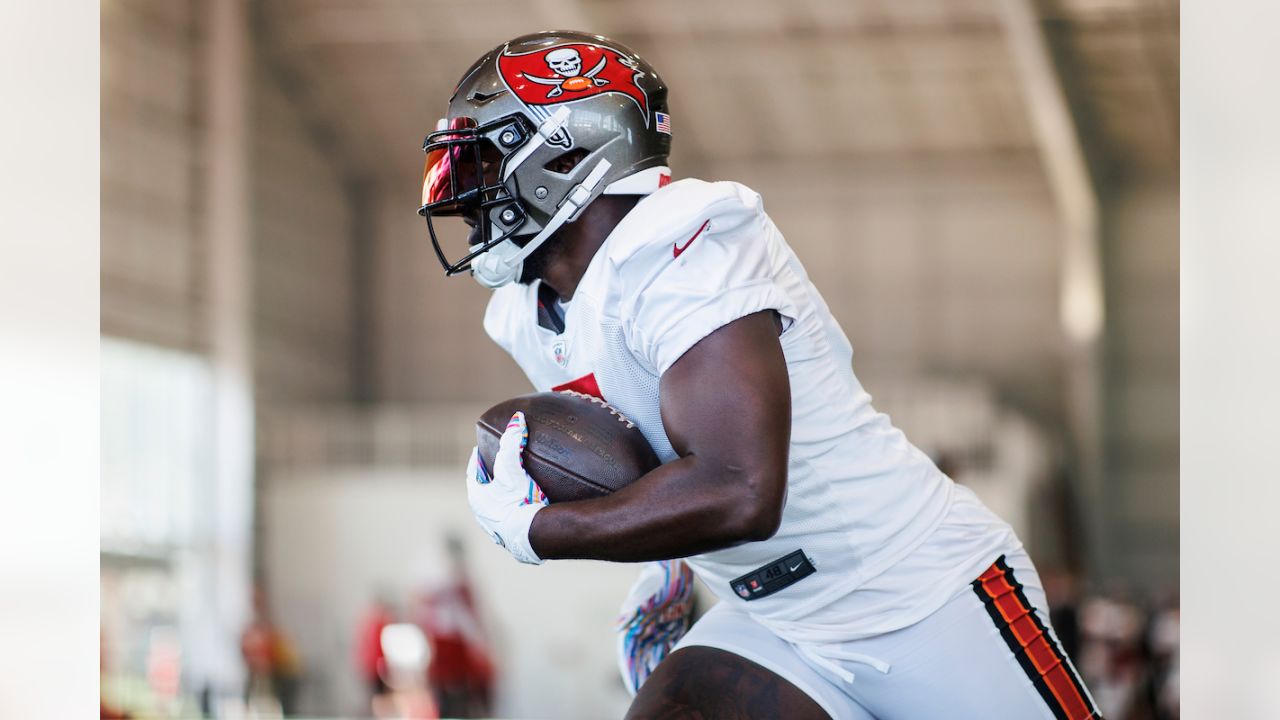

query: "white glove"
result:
(466, 411), (549, 565)
(616, 559), (695, 695)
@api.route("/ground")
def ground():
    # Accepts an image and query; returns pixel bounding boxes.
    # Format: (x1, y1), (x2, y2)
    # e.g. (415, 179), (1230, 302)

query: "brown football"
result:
(476, 391), (661, 502)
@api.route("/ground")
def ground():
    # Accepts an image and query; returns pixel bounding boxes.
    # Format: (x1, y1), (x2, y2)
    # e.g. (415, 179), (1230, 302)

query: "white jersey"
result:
(484, 179), (1016, 639)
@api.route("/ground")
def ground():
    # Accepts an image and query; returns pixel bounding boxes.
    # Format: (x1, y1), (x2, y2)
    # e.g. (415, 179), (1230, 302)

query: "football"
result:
(476, 391), (662, 502)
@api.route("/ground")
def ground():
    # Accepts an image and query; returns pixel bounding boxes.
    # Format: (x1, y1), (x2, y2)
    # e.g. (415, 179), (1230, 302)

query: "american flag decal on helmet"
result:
(655, 112), (671, 135)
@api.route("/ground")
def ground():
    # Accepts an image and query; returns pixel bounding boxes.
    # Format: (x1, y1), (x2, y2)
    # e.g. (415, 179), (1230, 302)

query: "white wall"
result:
(262, 468), (639, 719)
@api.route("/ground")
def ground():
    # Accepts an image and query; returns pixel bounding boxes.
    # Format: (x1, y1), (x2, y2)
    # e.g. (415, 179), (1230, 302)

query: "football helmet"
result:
(419, 31), (672, 288)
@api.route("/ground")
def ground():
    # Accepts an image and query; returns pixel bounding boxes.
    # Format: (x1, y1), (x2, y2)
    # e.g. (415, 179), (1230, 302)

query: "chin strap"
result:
(471, 157), (613, 288)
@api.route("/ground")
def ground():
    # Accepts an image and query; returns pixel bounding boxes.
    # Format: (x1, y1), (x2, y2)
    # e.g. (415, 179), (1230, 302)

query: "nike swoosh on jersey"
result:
(673, 219), (711, 258)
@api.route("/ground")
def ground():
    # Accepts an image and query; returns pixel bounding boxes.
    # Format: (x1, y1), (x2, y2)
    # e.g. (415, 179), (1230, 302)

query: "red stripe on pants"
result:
(974, 560), (1099, 720)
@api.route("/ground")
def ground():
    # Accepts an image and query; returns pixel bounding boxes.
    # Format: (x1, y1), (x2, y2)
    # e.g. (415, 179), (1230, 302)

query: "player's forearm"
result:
(528, 454), (783, 562)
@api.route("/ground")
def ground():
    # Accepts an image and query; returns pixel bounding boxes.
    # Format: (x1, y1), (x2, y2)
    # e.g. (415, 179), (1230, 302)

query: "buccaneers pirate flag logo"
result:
(496, 42), (652, 148)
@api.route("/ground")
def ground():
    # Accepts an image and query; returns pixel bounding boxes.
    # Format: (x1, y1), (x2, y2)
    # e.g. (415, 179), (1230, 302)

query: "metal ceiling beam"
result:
(200, 0), (256, 696)
(997, 0), (1109, 578)
(250, 2), (382, 405)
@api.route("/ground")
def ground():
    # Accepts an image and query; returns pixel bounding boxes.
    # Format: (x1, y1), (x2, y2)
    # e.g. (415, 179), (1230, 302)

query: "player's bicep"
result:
(658, 310), (791, 516)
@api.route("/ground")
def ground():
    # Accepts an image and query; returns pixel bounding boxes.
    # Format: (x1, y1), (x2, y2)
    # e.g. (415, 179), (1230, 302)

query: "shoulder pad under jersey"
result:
(604, 179), (765, 269)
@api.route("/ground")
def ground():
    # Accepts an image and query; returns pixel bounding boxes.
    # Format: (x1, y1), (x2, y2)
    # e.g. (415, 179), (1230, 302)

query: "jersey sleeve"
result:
(618, 185), (798, 376)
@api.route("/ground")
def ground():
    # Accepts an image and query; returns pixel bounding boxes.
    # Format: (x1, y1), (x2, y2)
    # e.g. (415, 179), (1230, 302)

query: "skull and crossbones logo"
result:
(521, 47), (610, 98)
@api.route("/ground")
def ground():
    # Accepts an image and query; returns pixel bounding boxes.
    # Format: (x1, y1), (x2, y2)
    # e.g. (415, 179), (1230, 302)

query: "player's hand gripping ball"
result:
(466, 411), (549, 565)
(476, 391), (662, 502)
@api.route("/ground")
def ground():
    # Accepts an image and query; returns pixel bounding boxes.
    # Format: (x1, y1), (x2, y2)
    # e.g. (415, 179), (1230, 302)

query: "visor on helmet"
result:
(421, 116), (485, 212)
(419, 115), (528, 276)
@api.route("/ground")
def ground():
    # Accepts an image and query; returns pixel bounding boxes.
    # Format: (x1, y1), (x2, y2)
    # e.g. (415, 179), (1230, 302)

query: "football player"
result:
(422, 30), (1103, 720)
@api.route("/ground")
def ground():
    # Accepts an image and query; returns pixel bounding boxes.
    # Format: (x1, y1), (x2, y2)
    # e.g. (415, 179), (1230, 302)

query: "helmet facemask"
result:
(420, 106), (615, 288)
(418, 114), (532, 278)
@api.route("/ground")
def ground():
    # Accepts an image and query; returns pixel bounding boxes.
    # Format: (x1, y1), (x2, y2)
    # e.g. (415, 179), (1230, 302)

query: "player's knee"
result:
(624, 694), (704, 720)
(627, 647), (830, 720)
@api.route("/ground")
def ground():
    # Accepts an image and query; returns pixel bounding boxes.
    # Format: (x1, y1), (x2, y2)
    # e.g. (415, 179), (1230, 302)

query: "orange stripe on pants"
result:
(972, 557), (1101, 720)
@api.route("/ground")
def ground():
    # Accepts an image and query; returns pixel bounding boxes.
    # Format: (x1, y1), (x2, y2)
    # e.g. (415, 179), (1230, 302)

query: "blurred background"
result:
(100, 0), (1178, 718)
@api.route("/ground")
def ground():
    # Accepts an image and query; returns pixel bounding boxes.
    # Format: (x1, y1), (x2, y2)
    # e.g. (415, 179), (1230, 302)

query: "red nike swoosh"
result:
(673, 219), (711, 258)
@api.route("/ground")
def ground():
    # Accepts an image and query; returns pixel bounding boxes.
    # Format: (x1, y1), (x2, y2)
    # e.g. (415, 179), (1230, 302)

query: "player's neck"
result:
(541, 195), (640, 302)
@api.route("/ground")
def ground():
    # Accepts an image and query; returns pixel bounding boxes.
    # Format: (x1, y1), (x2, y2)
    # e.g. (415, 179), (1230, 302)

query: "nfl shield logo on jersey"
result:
(552, 341), (568, 368)
(734, 583), (751, 599)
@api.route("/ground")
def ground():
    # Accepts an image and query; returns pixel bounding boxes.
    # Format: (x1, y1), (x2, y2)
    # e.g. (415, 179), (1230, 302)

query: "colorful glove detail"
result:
(616, 559), (696, 695)
(466, 411), (549, 565)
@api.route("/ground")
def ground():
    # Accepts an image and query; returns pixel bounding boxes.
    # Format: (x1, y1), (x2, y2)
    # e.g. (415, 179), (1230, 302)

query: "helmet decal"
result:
(496, 42), (651, 148)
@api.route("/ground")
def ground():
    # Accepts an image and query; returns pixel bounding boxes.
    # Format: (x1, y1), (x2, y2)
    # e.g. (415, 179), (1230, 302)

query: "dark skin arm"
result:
(528, 310), (790, 562)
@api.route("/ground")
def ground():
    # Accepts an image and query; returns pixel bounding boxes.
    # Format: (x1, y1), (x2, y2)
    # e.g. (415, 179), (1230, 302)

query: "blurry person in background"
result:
(414, 535), (495, 717)
(145, 627), (183, 716)
(1044, 568), (1084, 663)
(372, 623), (440, 720)
(100, 630), (130, 720)
(1078, 592), (1147, 719)
(269, 620), (302, 716)
(355, 592), (396, 709)
(240, 599), (279, 715)
(239, 584), (301, 717)
(1148, 595), (1180, 719)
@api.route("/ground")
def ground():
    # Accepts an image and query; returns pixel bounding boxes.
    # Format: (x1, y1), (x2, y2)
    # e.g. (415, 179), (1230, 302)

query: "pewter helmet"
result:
(419, 30), (672, 288)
